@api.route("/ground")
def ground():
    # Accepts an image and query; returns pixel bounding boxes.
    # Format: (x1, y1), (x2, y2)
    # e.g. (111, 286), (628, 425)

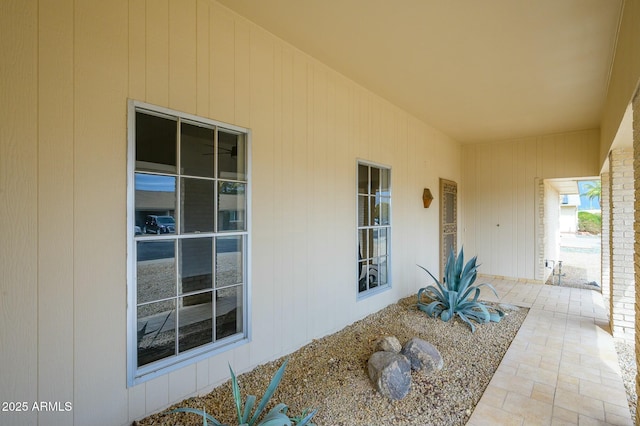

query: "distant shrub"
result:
(578, 211), (601, 234)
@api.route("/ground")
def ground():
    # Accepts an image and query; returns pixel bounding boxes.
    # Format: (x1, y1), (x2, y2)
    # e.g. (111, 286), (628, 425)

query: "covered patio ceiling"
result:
(218, 0), (622, 144)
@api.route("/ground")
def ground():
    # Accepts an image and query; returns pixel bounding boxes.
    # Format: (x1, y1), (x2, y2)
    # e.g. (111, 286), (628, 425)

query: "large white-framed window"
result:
(127, 100), (251, 386)
(357, 161), (391, 297)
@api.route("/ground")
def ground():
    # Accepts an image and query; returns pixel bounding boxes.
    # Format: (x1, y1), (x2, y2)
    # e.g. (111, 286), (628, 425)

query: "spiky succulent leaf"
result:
(457, 257), (478, 295)
(443, 249), (456, 288)
(292, 408), (318, 426)
(456, 311), (476, 333)
(248, 359), (288, 425)
(229, 364), (243, 424)
(417, 265), (447, 298)
(416, 247), (504, 332)
(459, 283), (482, 303)
(452, 247), (465, 290)
(489, 310), (505, 322)
(473, 282), (500, 299)
(242, 395), (256, 424)
(259, 415), (291, 426)
(446, 290), (458, 320)
(418, 299), (445, 318)
(418, 285), (445, 304)
(170, 359), (315, 426)
(464, 310), (490, 325)
(258, 403), (292, 426)
(169, 408), (223, 426)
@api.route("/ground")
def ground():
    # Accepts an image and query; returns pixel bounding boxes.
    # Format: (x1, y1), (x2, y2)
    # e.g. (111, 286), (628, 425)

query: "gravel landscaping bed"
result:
(615, 340), (637, 424)
(135, 296), (527, 426)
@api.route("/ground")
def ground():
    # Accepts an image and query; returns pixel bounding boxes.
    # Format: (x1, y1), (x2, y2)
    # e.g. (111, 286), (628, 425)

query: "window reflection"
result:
(135, 174), (176, 235)
(216, 236), (243, 287)
(380, 169), (391, 193)
(137, 299), (176, 367)
(377, 257), (388, 285)
(135, 112), (177, 173)
(370, 168), (380, 194)
(377, 197), (390, 226)
(356, 162), (391, 294)
(218, 182), (246, 231)
(178, 292), (213, 352)
(358, 164), (369, 194)
(374, 228), (387, 257)
(216, 286), (243, 340)
(358, 195), (369, 227)
(181, 178), (214, 233)
(218, 131), (246, 180)
(179, 238), (213, 294)
(132, 104), (249, 375)
(137, 240), (176, 304)
(181, 122), (214, 178)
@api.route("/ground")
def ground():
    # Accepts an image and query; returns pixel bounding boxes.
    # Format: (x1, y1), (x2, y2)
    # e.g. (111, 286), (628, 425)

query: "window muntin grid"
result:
(128, 102), (250, 384)
(357, 162), (391, 295)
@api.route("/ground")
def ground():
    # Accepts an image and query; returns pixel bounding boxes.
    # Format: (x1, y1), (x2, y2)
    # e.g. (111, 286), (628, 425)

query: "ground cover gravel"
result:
(615, 340), (637, 424)
(135, 297), (527, 426)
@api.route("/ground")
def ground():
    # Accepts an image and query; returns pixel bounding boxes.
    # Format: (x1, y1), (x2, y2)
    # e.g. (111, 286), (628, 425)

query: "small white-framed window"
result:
(357, 161), (391, 296)
(127, 100), (251, 386)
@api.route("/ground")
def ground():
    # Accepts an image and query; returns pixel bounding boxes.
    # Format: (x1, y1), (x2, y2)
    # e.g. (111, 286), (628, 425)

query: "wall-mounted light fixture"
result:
(422, 188), (433, 208)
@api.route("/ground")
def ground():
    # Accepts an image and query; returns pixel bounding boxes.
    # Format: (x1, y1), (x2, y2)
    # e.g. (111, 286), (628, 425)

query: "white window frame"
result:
(356, 160), (392, 299)
(126, 100), (252, 386)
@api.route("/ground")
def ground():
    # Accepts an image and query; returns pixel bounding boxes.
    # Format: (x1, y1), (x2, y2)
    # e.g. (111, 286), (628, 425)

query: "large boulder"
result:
(374, 335), (402, 353)
(401, 338), (443, 373)
(367, 351), (411, 400)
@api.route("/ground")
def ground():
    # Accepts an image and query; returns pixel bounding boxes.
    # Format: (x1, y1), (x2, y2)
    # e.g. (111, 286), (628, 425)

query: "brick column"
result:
(536, 178), (547, 281)
(633, 93), (640, 424)
(609, 147), (635, 341)
(601, 172), (610, 309)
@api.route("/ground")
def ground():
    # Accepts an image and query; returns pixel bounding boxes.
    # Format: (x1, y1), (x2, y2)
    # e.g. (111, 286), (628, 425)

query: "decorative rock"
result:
(401, 338), (443, 373)
(367, 351), (412, 400)
(375, 335), (402, 353)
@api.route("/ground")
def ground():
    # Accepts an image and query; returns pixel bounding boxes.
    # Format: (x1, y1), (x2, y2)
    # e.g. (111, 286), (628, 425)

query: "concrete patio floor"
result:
(467, 278), (632, 425)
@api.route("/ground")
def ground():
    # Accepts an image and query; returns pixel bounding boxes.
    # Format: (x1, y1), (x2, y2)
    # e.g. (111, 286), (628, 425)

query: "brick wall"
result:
(535, 178), (548, 281)
(610, 147), (635, 341)
(601, 172), (610, 309)
(633, 93), (640, 424)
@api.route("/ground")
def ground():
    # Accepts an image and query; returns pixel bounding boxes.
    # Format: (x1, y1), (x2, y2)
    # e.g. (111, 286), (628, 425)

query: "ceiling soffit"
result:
(217, 0), (622, 144)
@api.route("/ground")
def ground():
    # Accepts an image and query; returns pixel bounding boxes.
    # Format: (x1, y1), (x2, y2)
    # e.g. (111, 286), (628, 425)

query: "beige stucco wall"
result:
(461, 129), (600, 281)
(0, 1), (461, 424)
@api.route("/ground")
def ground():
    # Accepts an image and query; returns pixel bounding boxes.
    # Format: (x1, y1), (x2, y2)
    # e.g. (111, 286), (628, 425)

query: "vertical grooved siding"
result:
(462, 130), (600, 281)
(1, 1), (460, 424)
(0, 1), (39, 425)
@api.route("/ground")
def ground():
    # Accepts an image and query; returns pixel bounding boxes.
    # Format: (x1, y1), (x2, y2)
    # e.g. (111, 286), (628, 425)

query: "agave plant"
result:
(169, 359), (316, 426)
(417, 247), (504, 332)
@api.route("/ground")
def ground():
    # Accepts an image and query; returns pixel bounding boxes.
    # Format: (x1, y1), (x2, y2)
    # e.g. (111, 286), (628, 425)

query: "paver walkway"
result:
(467, 278), (632, 425)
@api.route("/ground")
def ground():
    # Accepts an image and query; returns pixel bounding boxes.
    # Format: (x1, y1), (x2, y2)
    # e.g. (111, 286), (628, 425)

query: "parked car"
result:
(144, 215), (175, 234)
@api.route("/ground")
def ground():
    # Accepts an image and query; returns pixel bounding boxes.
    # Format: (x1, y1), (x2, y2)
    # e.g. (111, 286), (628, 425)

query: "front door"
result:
(440, 178), (457, 280)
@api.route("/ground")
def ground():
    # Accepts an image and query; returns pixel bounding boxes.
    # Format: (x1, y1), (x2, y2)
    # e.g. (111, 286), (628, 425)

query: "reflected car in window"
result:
(144, 215), (175, 234)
